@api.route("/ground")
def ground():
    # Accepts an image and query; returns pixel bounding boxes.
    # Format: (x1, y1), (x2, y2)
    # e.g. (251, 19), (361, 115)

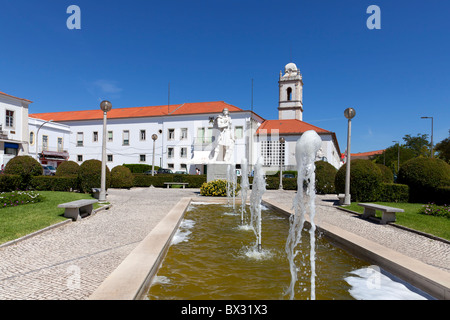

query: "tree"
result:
(435, 134), (450, 163)
(402, 133), (431, 157)
(373, 144), (416, 174)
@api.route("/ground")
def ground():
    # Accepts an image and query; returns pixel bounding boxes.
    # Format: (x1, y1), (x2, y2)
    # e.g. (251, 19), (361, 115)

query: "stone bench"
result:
(358, 203), (404, 225)
(164, 182), (189, 189)
(58, 199), (98, 221)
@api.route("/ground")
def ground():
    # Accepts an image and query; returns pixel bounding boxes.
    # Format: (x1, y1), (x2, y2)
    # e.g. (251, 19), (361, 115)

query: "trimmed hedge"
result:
(30, 176), (78, 192)
(56, 161), (80, 176)
(123, 164), (160, 174)
(0, 175), (23, 192)
(4, 156), (43, 177)
(398, 157), (450, 203)
(200, 179), (240, 197)
(378, 183), (409, 202)
(133, 174), (206, 188)
(315, 161), (337, 194)
(111, 165), (134, 189)
(78, 159), (111, 193)
(335, 159), (383, 202)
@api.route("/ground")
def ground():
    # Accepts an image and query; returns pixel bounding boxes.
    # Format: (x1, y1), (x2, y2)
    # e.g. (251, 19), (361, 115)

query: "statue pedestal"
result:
(207, 163), (232, 182)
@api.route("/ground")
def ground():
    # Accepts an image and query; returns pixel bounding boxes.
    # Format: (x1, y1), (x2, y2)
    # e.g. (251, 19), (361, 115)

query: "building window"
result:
(77, 155), (83, 162)
(180, 128), (188, 140)
(168, 163), (174, 170)
(287, 87), (292, 101)
(235, 126), (243, 139)
(107, 154), (113, 162)
(93, 131), (99, 142)
(42, 135), (49, 151)
(57, 137), (63, 152)
(123, 130), (130, 146)
(5, 110), (14, 127)
(180, 163), (187, 171)
(168, 147), (174, 159)
(168, 129), (175, 140)
(180, 147), (187, 158)
(77, 132), (84, 147)
(140, 130), (146, 141)
(140, 154), (146, 162)
(108, 131), (113, 142)
(261, 140), (285, 167)
(29, 131), (35, 145)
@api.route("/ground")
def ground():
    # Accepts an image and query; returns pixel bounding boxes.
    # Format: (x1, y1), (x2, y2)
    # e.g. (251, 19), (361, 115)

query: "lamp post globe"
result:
(344, 107), (356, 120)
(100, 100), (112, 113)
(99, 100), (112, 203)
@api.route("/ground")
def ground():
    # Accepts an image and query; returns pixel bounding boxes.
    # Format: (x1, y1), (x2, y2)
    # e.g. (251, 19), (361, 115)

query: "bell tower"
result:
(278, 62), (303, 121)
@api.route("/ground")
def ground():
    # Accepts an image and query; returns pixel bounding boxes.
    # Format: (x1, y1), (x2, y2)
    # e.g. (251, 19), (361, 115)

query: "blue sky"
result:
(1, 0), (449, 153)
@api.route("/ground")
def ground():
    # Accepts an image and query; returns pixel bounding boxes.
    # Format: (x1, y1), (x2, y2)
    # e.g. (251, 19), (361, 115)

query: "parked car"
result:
(283, 173), (295, 178)
(42, 165), (56, 176)
(157, 168), (173, 174)
(144, 170), (158, 175)
(175, 171), (188, 174)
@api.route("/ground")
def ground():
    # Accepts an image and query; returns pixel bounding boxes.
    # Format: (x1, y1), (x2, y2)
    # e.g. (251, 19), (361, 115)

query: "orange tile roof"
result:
(0, 91), (33, 103)
(351, 150), (385, 157)
(29, 101), (243, 122)
(256, 119), (330, 135)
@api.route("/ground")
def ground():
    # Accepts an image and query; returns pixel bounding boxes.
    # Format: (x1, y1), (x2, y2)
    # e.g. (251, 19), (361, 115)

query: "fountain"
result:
(144, 130), (435, 301)
(249, 157), (266, 252)
(240, 158), (250, 224)
(285, 130), (322, 300)
(226, 163), (237, 211)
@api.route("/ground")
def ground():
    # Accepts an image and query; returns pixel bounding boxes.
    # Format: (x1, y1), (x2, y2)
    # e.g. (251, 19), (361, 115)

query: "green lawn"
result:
(342, 202), (450, 241)
(0, 191), (97, 245)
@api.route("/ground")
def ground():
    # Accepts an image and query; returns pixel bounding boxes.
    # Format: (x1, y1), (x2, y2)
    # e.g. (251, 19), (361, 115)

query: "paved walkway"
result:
(0, 188), (448, 300)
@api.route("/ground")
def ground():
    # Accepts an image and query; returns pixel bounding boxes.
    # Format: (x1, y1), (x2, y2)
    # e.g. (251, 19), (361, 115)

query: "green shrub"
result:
(78, 159), (111, 193)
(335, 159), (383, 202)
(3, 156), (42, 190)
(0, 175), (23, 192)
(4, 156), (43, 177)
(56, 161), (80, 176)
(123, 164), (159, 173)
(315, 161), (337, 194)
(111, 165), (134, 189)
(0, 191), (43, 209)
(265, 176), (297, 190)
(435, 186), (450, 205)
(397, 157), (450, 203)
(200, 179), (240, 197)
(378, 183), (409, 202)
(30, 176), (78, 192)
(376, 163), (394, 183)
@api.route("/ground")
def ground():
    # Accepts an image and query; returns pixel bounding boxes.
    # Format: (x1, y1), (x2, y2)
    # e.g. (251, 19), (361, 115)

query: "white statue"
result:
(210, 108), (235, 162)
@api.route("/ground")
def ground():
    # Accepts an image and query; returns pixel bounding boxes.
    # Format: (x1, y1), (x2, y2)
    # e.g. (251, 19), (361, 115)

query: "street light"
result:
(392, 140), (400, 175)
(279, 137), (285, 190)
(35, 119), (53, 162)
(344, 107), (356, 206)
(99, 100), (112, 203)
(421, 116), (434, 158)
(152, 134), (158, 176)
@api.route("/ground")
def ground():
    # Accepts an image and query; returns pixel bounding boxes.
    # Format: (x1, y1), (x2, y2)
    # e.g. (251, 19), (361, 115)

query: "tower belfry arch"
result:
(278, 62), (303, 121)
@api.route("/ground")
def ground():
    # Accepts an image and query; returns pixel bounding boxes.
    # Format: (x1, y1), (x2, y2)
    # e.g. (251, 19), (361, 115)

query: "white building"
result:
(0, 91), (32, 167)
(26, 62), (341, 174)
(28, 118), (71, 168)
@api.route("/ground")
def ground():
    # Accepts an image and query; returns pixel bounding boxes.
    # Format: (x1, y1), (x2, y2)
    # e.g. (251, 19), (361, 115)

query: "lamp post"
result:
(152, 134), (158, 176)
(99, 100), (112, 203)
(344, 108), (356, 206)
(421, 116), (434, 158)
(35, 119), (53, 162)
(392, 140), (400, 175)
(279, 137), (285, 190)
